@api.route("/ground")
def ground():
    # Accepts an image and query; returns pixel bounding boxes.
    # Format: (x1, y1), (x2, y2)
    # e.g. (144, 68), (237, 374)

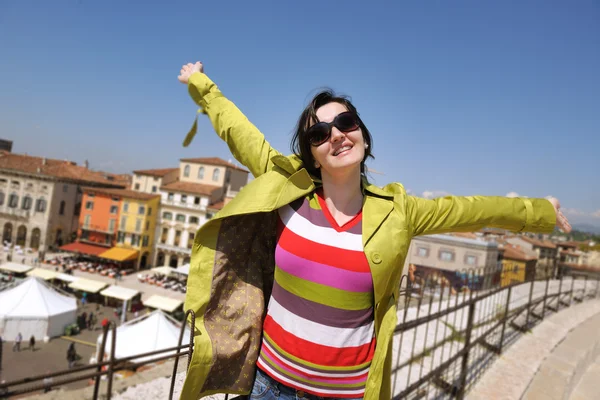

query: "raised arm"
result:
(406, 195), (566, 237)
(178, 62), (281, 178)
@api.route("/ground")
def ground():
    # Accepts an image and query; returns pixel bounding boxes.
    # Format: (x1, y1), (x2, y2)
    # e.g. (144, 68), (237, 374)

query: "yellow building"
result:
(500, 243), (538, 287)
(116, 191), (161, 270)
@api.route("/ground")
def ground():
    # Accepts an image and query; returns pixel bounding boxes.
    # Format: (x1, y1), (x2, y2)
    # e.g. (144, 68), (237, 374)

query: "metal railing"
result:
(1, 264), (598, 399)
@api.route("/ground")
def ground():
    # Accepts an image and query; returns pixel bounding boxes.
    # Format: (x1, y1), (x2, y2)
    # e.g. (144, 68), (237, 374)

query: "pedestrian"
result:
(13, 332), (22, 352)
(29, 335), (35, 351)
(175, 62), (572, 399)
(66, 343), (76, 369)
(87, 312), (94, 329)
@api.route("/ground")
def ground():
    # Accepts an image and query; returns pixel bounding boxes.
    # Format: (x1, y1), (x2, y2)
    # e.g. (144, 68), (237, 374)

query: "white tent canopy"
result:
(0, 277), (77, 340)
(175, 264), (190, 276)
(143, 295), (183, 313)
(100, 285), (140, 302)
(151, 266), (177, 276)
(95, 310), (190, 363)
(0, 262), (32, 274)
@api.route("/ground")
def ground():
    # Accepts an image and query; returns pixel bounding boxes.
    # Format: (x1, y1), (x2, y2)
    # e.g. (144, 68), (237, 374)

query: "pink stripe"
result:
(261, 346), (368, 385)
(275, 245), (373, 292)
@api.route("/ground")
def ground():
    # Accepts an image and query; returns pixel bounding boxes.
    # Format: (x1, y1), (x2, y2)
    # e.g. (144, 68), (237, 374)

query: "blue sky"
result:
(1, 1), (599, 227)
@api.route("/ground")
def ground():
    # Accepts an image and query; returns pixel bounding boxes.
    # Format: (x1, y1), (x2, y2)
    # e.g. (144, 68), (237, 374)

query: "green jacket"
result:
(179, 72), (557, 399)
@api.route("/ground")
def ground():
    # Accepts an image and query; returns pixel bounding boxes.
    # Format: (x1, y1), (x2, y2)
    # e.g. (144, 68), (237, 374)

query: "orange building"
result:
(78, 189), (122, 247)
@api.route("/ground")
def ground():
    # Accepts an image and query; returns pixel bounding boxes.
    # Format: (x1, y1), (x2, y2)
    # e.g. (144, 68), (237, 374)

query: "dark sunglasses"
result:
(306, 111), (360, 146)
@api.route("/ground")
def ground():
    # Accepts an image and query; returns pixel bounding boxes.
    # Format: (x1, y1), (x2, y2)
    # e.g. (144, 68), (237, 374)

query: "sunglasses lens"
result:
(336, 112), (359, 132)
(307, 123), (330, 146)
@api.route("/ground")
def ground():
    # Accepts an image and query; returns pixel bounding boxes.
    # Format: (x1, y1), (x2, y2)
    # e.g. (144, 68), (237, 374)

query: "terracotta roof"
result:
(82, 187), (160, 201)
(179, 157), (249, 172)
(133, 167), (179, 177)
(451, 232), (478, 239)
(502, 244), (537, 261)
(558, 241), (579, 249)
(207, 201), (224, 211)
(161, 181), (221, 196)
(520, 236), (557, 249)
(0, 151), (125, 187)
(560, 250), (580, 257)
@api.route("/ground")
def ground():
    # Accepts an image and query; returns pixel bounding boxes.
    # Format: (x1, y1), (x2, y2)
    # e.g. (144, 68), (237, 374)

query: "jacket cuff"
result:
(521, 198), (557, 233)
(187, 72), (220, 108)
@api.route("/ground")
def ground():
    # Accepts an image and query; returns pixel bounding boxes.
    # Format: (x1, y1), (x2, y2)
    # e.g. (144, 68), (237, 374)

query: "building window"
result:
(184, 165), (190, 177)
(162, 212), (172, 220)
(35, 198), (47, 212)
(206, 212), (214, 220)
(152, 185), (157, 193)
(142, 235), (149, 247)
(416, 247), (429, 257)
(120, 216), (127, 228)
(85, 201), (94, 210)
(63, 184), (68, 193)
(112, 197), (119, 202)
(135, 183), (140, 190)
(108, 219), (116, 233)
(117, 231), (125, 243)
(168, 192), (174, 201)
(135, 219), (142, 232)
(74, 202), (81, 216)
(22, 196), (33, 211)
(8, 194), (18, 208)
(439, 250), (455, 262)
(145, 220), (150, 231)
(123, 202), (129, 212)
(465, 255), (478, 266)
(0, 192), (4, 206)
(138, 206), (145, 215)
(83, 215), (91, 228)
(175, 230), (181, 247)
(147, 207), (152, 216)
(88, 193), (95, 198)
(161, 228), (168, 244)
(110, 205), (118, 214)
(194, 196), (201, 205)
(131, 234), (140, 246)
(190, 216), (199, 224)
(176, 214), (186, 222)
(188, 232), (194, 249)
(212, 169), (220, 182)
(181, 195), (187, 203)
(198, 167), (204, 179)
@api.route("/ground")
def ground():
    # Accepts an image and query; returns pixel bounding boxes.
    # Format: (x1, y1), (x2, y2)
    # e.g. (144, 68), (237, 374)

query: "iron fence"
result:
(1, 264), (598, 400)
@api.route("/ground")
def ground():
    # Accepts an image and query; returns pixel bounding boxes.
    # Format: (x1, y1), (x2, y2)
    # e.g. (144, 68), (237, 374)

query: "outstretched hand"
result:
(548, 197), (572, 233)
(178, 62), (204, 84)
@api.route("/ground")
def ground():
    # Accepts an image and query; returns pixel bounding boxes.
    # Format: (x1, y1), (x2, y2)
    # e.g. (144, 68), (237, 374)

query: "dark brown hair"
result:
(290, 89), (374, 178)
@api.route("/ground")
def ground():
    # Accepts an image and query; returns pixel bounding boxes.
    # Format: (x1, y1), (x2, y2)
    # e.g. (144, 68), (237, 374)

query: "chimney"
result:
(84, 160), (89, 169)
(42, 157), (47, 165)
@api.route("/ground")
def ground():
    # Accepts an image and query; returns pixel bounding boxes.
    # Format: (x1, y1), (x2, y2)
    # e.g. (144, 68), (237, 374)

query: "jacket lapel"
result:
(362, 180), (394, 247)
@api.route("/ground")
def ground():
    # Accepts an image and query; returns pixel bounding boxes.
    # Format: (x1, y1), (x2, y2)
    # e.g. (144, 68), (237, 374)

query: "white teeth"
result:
(334, 146), (352, 156)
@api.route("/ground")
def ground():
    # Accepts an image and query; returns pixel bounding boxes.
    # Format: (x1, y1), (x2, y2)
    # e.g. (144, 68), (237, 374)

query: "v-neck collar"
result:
(315, 189), (363, 233)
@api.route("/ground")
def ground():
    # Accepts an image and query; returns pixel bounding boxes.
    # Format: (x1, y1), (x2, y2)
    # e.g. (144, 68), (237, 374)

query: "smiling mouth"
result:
(333, 145), (353, 156)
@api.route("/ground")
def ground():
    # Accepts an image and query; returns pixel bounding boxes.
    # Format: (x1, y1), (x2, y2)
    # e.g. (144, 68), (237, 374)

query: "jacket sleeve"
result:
(185, 72), (281, 178)
(406, 195), (557, 237)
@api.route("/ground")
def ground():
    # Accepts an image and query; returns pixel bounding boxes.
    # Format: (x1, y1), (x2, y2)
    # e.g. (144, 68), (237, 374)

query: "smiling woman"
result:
(175, 61), (570, 400)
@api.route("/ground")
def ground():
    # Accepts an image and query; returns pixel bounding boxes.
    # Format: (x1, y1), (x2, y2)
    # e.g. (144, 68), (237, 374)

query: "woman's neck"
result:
(320, 168), (364, 223)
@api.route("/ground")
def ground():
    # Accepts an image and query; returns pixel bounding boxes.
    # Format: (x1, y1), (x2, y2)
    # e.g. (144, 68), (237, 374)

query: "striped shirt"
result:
(257, 191), (376, 398)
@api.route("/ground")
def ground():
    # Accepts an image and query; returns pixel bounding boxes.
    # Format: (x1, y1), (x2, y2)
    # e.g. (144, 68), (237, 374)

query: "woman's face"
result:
(310, 102), (366, 178)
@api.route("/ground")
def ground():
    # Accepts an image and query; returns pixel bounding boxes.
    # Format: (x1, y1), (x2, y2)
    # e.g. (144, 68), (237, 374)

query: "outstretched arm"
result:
(406, 195), (570, 237)
(178, 62), (281, 178)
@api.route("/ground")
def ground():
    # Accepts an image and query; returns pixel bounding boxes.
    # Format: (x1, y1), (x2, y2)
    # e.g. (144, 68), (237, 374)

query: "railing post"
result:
(569, 269), (575, 305)
(499, 285), (512, 354)
(525, 273), (535, 328)
(457, 302), (476, 400)
(541, 265), (550, 319)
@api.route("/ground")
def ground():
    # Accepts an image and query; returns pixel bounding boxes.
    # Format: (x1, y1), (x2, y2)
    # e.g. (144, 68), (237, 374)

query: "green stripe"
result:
(275, 269), (372, 310)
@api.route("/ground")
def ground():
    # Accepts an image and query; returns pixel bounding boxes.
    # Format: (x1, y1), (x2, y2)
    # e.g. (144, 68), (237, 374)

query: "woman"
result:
(176, 61), (570, 400)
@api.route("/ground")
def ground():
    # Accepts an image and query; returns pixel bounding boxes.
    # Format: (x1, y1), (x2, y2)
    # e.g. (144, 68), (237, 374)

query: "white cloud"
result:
(592, 210), (600, 218)
(563, 208), (588, 217)
(422, 190), (451, 199)
(506, 192), (520, 198)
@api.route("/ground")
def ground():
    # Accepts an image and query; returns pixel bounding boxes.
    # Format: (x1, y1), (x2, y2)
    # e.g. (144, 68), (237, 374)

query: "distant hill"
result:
(572, 224), (600, 236)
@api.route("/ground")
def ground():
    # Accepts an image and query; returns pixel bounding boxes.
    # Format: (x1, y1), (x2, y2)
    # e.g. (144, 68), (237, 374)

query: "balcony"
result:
(81, 224), (116, 234)
(156, 242), (191, 255)
(0, 207), (30, 220)
(162, 198), (206, 212)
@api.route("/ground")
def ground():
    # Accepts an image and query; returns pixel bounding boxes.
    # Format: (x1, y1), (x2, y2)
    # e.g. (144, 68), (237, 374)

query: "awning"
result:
(60, 242), (108, 256)
(68, 278), (108, 293)
(175, 264), (190, 276)
(0, 262), (33, 274)
(143, 295), (183, 313)
(26, 268), (58, 280)
(55, 273), (79, 283)
(100, 285), (140, 302)
(152, 266), (177, 276)
(99, 247), (139, 262)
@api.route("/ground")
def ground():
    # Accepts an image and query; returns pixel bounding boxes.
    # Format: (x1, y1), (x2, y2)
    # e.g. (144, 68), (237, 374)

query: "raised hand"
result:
(178, 62), (204, 84)
(547, 197), (572, 233)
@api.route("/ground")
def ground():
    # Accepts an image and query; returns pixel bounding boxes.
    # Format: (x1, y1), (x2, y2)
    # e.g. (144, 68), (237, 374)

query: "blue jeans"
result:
(250, 368), (363, 400)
